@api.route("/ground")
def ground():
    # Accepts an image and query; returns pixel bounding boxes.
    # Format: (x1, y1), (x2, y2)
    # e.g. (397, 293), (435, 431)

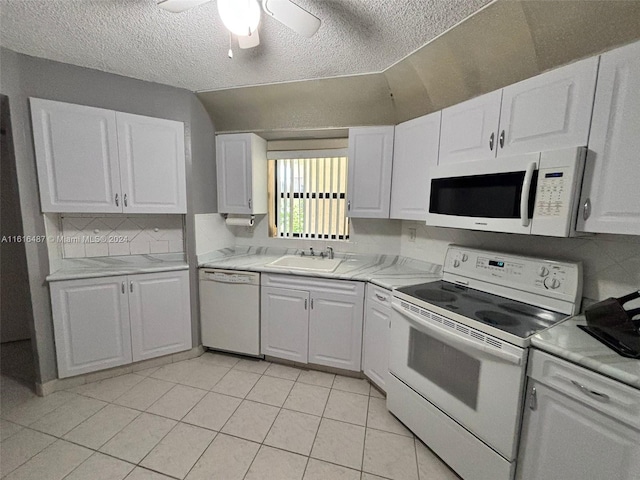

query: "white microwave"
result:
(426, 147), (586, 237)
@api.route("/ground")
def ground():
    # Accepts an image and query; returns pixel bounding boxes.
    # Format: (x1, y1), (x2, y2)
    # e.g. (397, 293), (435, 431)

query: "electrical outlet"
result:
(408, 227), (416, 242)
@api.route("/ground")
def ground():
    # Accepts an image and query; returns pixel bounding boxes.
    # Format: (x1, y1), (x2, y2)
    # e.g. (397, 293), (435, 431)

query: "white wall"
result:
(400, 220), (640, 302)
(194, 213), (235, 256)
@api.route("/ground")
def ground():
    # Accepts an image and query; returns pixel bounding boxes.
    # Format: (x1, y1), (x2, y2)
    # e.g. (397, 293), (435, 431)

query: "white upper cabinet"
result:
(31, 99), (122, 213)
(439, 90), (502, 165)
(216, 133), (267, 214)
(50, 275), (132, 378)
(577, 41), (640, 235)
(439, 58), (598, 165)
(116, 112), (186, 214)
(347, 126), (395, 218)
(128, 270), (192, 362)
(498, 57), (598, 157)
(390, 112), (441, 220)
(31, 98), (187, 214)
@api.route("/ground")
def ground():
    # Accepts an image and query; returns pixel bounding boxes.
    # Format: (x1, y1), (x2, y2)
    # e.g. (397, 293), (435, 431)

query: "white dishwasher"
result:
(199, 269), (261, 356)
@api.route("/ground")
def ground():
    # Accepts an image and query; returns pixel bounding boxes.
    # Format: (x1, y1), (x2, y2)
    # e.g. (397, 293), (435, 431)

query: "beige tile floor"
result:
(0, 351), (461, 480)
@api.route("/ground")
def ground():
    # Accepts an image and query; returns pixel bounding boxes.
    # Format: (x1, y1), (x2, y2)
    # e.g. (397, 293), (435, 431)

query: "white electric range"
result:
(387, 245), (582, 480)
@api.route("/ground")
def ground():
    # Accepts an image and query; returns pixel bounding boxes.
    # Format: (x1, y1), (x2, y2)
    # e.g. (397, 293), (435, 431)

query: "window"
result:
(268, 150), (349, 240)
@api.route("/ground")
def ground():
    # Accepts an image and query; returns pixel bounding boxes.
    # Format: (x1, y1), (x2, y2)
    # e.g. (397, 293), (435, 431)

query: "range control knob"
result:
(461, 254), (469, 262)
(538, 266), (550, 277)
(544, 277), (561, 289)
(453, 259), (461, 268)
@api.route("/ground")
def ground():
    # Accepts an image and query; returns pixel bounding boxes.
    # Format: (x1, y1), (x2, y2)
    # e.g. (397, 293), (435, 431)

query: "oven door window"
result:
(408, 327), (480, 410)
(429, 171), (538, 218)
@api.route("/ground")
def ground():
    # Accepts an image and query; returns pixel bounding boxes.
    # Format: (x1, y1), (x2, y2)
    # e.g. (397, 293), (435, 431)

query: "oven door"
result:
(426, 154), (539, 234)
(389, 299), (527, 460)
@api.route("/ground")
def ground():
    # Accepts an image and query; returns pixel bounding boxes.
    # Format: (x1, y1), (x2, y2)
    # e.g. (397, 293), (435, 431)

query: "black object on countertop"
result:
(581, 290), (640, 358)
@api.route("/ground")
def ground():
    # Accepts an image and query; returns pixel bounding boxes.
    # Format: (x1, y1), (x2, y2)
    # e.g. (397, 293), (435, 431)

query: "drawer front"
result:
(367, 284), (392, 309)
(262, 273), (364, 297)
(529, 350), (640, 429)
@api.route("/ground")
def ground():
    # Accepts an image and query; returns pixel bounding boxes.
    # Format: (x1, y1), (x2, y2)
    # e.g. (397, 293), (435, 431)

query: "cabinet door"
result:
(577, 41), (640, 234)
(498, 57), (598, 157)
(50, 276), (131, 378)
(439, 90), (502, 165)
(516, 381), (640, 480)
(308, 291), (364, 371)
(116, 112), (186, 214)
(30, 98), (121, 213)
(128, 270), (192, 362)
(390, 112), (441, 220)
(261, 287), (309, 363)
(216, 134), (253, 214)
(362, 286), (391, 391)
(347, 126), (395, 218)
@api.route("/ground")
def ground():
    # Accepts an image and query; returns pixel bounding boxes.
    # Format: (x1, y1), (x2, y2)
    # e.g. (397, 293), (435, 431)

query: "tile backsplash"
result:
(59, 214), (184, 258)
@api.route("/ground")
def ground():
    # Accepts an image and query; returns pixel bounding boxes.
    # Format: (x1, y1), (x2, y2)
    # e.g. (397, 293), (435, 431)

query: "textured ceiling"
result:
(0, 0), (492, 92)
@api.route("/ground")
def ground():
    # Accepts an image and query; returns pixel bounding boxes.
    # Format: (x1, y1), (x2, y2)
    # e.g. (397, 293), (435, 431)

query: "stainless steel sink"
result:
(266, 255), (342, 273)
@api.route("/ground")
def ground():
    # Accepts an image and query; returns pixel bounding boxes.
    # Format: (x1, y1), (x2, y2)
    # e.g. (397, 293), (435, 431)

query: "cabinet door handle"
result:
(124, 194), (128, 207)
(130, 281), (133, 293)
(571, 380), (610, 402)
(529, 386), (537, 410)
(311, 298), (314, 309)
(121, 282), (125, 294)
(248, 198), (252, 209)
(347, 201), (351, 211)
(375, 294), (387, 302)
(583, 198), (591, 221)
(115, 193), (119, 207)
(489, 132), (494, 151)
(304, 299), (308, 310)
(499, 130), (505, 149)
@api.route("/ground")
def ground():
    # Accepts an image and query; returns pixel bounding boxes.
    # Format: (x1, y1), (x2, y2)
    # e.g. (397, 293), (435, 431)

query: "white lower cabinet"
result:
(261, 274), (364, 371)
(129, 271), (192, 362)
(261, 287), (309, 363)
(50, 276), (132, 378)
(362, 284), (392, 392)
(516, 350), (640, 480)
(51, 270), (191, 378)
(308, 291), (364, 371)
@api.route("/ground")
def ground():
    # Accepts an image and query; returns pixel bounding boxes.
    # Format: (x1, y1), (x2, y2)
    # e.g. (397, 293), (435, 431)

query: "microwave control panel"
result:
(531, 147), (586, 237)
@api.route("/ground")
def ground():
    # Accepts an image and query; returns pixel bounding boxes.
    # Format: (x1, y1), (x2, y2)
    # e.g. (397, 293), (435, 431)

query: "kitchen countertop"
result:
(532, 315), (640, 390)
(47, 253), (189, 281)
(198, 246), (442, 290)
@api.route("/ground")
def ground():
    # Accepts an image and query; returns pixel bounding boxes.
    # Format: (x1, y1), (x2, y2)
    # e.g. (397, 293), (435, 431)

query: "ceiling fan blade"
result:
(262, 0), (321, 38)
(238, 29), (260, 49)
(157, 0), (211, 13)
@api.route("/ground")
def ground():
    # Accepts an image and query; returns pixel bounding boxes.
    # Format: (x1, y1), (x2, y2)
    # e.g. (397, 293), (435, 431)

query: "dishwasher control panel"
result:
(200, 269), (259, 285)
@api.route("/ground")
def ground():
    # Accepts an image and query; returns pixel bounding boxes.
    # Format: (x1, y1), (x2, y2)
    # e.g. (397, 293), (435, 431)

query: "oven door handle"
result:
(392, 304), (523, 366)
(520, 162), (537, 227)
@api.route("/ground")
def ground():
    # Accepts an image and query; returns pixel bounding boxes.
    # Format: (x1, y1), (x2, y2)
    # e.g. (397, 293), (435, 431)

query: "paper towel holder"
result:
(222, 214), (255, 221)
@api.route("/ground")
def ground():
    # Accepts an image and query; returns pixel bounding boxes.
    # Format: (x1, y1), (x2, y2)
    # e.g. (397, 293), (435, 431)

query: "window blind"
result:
(273, 154), (349, 240)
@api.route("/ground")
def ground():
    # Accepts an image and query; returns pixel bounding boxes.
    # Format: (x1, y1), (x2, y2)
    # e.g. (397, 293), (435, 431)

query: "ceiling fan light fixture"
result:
(218, 0), (261, 36)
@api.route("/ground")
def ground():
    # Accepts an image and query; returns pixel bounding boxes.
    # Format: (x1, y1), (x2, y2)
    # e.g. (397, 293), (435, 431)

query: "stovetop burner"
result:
(475, 310), (519, 326)
(396, 280), (568, 340)
(414, 289), (458, 303)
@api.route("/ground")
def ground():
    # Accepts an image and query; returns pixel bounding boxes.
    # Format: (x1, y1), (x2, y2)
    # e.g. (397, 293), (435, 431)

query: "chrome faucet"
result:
(309, 247), (315, 257)
(325, 246), (334, 259)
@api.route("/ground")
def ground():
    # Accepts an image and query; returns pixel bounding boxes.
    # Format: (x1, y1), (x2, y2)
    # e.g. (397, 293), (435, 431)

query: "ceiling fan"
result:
(157, 0), (321, 52)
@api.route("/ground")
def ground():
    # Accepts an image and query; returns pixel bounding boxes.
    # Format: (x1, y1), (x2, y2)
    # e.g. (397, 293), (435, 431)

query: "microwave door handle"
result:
(520, 162), (537, 227)
(391, 304), (523, 366)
